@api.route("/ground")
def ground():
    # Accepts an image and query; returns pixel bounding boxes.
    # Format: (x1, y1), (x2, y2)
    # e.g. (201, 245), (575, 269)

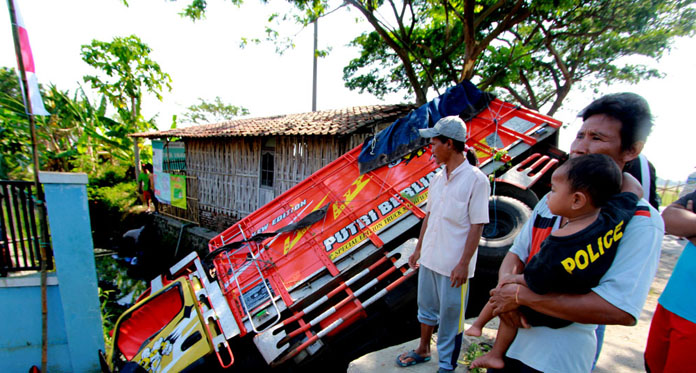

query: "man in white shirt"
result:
(396, 116), (490, 372)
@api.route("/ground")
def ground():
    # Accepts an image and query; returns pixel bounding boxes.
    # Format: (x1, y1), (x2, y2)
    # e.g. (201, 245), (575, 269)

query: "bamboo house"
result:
(131, 104), (414, 231)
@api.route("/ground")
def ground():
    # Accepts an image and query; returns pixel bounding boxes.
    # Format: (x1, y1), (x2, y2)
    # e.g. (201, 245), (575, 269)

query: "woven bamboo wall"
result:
(187, 138), (261, 219)
(275, 136), (348, 196)
(347, 132), (372, 150)
(186, 132), (379, 228)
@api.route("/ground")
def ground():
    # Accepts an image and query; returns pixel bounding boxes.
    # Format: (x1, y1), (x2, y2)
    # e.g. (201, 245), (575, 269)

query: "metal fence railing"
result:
(0, 180), (52, 276)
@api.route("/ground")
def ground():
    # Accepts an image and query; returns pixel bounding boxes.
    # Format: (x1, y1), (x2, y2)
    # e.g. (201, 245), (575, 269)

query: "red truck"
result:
(100, 83), (565, 372)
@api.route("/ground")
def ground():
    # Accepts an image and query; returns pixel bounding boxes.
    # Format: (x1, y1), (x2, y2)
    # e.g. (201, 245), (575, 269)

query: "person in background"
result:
(138, 163), (155, 212)
(679, 167), (696, 197)
(644, 191), (696, 372)
(396, 116), (490, 373)
(147, 164), (159, 213)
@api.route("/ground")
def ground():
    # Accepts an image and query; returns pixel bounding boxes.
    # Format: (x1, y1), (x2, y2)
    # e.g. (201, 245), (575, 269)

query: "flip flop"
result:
(396, 350), (431, 367)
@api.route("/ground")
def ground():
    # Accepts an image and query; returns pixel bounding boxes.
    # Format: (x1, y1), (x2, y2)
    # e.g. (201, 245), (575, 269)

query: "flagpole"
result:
(7, 1), (49, 371)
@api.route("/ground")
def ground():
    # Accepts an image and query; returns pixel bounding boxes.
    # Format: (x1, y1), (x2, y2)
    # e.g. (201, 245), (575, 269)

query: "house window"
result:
(261, 151), (274, 187)
(260, 137), (275, 188)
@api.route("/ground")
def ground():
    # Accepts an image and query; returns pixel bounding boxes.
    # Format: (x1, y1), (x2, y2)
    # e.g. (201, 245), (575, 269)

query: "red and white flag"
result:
(10, 0), (49, 116)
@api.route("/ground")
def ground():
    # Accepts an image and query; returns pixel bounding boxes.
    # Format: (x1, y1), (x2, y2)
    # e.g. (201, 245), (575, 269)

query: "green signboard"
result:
(170, 174), (187, 209)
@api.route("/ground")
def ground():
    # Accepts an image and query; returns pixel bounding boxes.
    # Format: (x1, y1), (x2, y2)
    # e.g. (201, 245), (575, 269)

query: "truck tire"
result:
(467, 196), (532, 317)
(491, 182), (539, 210)
(480, 196), (531, 261)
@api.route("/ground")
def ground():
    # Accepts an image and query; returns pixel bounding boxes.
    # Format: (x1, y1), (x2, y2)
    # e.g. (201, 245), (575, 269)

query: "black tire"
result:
(491, 182), (539, 210)
(479, 196), (532, 264)
(467, 196), (532, 317)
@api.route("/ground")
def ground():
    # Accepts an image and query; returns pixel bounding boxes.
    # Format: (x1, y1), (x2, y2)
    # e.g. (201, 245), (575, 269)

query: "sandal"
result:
(396, 350), (431, 367)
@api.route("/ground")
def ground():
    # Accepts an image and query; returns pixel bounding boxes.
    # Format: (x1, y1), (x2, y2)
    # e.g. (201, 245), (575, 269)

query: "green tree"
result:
(0, 66), (134, 178)
(81, 35), (172, 133)
(176, 0), (695, 114)
(181, 96), (249, 124)
(475, 0), (696, 114)
(44, 85), (133, 172)
(0, 67), (32, 179)
(0, 66), (22, 100)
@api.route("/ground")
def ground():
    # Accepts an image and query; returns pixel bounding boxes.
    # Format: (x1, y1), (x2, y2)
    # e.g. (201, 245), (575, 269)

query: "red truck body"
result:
(103, 97), (564, 372)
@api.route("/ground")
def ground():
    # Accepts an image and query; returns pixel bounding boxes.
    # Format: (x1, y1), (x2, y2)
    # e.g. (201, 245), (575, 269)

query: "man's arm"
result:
(498, 251), (525, 282)
(662, 199), (696, 238)
(490, 285), (635, 325)
(450, 223), (484, 287)
(491, 210), (663, 327)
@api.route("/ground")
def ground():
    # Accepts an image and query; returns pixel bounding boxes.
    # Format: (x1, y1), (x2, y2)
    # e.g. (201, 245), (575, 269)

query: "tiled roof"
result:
(131, 104), (415, 139)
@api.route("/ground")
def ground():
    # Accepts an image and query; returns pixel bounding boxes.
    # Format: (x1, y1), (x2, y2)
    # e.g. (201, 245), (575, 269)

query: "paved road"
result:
(347, 235), (686, 373)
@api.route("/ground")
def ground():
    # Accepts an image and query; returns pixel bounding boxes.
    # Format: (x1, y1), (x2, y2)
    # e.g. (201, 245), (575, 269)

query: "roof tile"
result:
(131, 104), (414, 139)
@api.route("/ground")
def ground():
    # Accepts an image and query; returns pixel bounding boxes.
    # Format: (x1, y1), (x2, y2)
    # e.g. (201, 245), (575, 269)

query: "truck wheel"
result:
(478, 196), (532, 268)
(466, 196), (532, 318)
(491, 182), (539, 210)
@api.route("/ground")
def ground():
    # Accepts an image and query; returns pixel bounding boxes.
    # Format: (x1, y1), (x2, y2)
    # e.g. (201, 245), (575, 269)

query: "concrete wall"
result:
(0, 274), (72, 372)
(152, 213), (218, 258)
(0, 172), (104, 372)
(199, 208), (239, 233)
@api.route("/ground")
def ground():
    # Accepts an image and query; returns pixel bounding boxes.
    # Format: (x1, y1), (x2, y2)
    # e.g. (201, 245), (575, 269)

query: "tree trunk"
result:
(546, 83), (572, 116)
(460, 54), (477, 82)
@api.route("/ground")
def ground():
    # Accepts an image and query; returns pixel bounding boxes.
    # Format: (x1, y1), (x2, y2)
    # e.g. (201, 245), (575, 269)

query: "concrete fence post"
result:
(40, 172), (104, 372)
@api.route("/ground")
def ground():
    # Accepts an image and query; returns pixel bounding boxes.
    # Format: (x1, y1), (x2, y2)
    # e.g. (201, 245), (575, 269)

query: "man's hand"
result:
(450, 262), (468, 287)
(408, 250), (421, 269)
(490, 283), (521, 315)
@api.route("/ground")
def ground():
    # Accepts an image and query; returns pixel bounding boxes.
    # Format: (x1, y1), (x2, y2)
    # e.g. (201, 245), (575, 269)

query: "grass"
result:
(458, 342), (491, 373)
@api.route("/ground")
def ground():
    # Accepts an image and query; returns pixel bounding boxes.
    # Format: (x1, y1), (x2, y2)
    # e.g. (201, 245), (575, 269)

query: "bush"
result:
(86, 163), (144, 248)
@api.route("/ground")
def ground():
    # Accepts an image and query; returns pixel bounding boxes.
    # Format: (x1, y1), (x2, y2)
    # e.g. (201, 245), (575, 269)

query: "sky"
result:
(1, 0), (695, 182)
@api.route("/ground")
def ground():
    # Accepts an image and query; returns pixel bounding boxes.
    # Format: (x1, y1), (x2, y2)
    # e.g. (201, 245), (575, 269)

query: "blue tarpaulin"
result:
(358, 80), (494, 174)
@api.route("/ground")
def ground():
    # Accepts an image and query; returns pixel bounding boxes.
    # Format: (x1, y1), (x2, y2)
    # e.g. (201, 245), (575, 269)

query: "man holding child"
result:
(484, 93), (664, 372)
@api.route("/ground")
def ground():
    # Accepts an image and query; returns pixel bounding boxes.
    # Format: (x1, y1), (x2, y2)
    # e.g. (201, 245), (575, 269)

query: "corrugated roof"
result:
(131, 104), (414, 139)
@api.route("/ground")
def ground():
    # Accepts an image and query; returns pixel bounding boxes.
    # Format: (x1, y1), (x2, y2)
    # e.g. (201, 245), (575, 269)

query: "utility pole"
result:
(312, 18), (318, 112)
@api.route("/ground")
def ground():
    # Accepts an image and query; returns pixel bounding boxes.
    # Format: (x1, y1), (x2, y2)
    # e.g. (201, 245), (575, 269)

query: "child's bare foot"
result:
(470, 352), (505, 369)
(464, 325), (482, 337)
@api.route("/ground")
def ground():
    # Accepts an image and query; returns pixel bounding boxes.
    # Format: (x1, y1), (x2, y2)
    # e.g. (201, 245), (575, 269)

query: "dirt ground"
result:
(347, 234), (686, 372)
